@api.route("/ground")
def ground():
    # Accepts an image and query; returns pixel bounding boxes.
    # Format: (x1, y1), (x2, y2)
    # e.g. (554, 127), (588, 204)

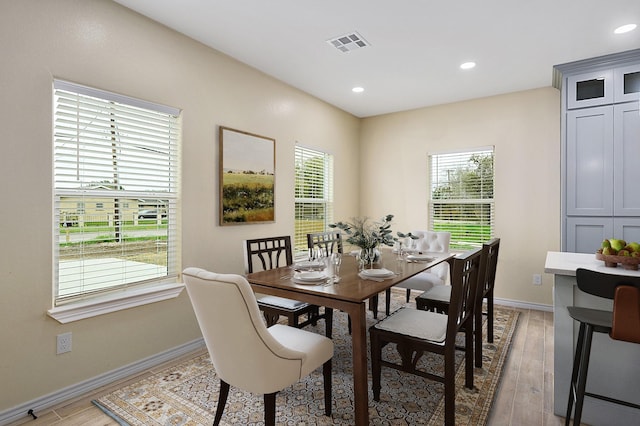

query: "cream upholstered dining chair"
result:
(183, 267), (333, 426)
(244, 236), (333, 338)
(394, 230), (451, 303)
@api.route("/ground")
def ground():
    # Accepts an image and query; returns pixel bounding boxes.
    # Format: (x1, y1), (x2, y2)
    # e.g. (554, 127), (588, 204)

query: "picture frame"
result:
(219, 126), (275, 225)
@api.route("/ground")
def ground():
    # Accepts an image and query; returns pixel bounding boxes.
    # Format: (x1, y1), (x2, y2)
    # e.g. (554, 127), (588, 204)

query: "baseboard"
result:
(495, 297), (553, 312)
(0, 338), (205, 426)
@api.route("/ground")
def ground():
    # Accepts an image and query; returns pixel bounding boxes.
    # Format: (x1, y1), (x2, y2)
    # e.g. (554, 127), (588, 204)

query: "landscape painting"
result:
(219, 126), (275, 225)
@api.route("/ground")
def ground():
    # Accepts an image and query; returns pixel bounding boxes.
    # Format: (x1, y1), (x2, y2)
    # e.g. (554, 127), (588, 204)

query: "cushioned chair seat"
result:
(269, 324), (334, 377)
(373, 308), (448, 343)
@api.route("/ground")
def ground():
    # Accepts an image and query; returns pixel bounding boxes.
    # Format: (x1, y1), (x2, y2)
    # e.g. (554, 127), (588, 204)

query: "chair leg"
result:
(444, 348), (456, 426)
(385, 289), (391, 316)
(572, 324), (595, 426)
(487, 292), (494, 343)
(474, 301), (483, 368)
(264, 392), (277, 426)
(323, 359), (332, 416)
(370, 331), (382, 401)
(565, 322), (586, 426)
(370, 295), (379, 319)
(213, 380), (229, 426)
(464, 321), (474, 389)
(325, 308), (333, 339)
(406, 288), (411, 303)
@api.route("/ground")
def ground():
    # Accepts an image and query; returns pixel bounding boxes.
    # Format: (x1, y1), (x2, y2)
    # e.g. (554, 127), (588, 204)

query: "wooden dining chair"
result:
(183, 268), (333, 426)
(244, 236), (333, 337)
(416, 238), (500, 367)
(307, 230), (343, 258)
(565, 268), (640, 425)
(370, 248), (482, 426)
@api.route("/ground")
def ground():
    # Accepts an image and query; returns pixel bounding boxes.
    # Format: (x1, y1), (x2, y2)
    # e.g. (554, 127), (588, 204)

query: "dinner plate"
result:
(407, 254), (433, 261)
(294, 271), (328, 282)
(361, 268), (394, 278)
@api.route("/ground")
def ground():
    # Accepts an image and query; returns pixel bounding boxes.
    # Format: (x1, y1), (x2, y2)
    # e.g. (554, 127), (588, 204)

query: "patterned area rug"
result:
(96, 289), (519, 425)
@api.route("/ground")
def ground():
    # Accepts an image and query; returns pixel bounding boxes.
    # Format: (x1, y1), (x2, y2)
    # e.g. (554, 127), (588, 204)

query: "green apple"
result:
(602, 239), (611, 249)
(609, 239), (627, 252)
(628, 242), (640, 252)
(618, 249), (631, 257)
(603, 247), (617, 256)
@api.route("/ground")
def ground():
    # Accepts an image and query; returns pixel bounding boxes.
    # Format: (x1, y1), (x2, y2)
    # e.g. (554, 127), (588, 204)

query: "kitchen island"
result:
(545, 251), (640, 425)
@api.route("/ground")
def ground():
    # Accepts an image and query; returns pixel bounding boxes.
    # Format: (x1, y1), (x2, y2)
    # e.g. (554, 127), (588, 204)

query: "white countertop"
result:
(544, 251), (640, 277)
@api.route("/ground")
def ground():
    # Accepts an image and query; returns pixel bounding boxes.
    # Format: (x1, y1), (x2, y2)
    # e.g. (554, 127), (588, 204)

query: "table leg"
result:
(348, 302), (369, 425)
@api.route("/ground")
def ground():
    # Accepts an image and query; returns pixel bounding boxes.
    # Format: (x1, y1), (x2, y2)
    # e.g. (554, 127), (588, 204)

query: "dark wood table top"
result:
(246, 250), (454, 304)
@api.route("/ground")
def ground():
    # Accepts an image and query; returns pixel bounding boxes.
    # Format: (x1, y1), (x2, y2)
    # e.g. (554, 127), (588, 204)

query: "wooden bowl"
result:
(595, 252), (640, 270)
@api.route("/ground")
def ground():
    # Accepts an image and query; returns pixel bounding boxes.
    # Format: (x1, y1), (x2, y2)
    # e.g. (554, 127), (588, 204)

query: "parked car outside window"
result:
(138, 209), (167, 219)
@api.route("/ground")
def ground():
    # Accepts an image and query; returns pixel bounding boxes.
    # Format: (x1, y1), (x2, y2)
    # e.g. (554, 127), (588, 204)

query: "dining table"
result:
(246, 248), (454, 425)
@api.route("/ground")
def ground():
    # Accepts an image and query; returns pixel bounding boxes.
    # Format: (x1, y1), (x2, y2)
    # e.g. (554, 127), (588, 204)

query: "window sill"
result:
(47, 283), (185, 324)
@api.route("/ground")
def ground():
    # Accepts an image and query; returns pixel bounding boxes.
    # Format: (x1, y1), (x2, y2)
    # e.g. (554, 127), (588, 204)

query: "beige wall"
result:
(0, 0), (562, 414)
(360, 87), (561, 306)
(0, 0), (360, 411)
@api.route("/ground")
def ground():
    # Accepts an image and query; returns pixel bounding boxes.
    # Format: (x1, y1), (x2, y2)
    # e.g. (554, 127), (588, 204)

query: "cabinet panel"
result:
(614, 63), (640, 103)
(566, 217), (613, 253)
(614, 102), (640, 215)
(614, 218), (640, 244)
(567, 70), (613, 109)
(566, 106), (614, 216)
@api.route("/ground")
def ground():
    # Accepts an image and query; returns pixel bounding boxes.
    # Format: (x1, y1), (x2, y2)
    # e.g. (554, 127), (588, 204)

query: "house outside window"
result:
(428, 147), (494, 250)
(53, 80), (180, 307)
(294, 146), (334, 256)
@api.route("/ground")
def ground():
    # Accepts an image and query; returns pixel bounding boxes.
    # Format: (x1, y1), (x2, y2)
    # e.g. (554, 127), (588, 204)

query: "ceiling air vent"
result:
(326, 31), (370, 53)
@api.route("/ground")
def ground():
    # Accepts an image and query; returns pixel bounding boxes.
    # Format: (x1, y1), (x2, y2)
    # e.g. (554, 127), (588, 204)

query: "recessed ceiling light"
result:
(614, 24), (637, 34)
(352, 87), (364, 93)
(460, 61), (476, 70)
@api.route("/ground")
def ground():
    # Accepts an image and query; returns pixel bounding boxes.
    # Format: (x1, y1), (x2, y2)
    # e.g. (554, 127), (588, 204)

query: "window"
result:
(294, 146), (334, 256)
(53, 80), (180, 307)
(428, 147), (494, 250)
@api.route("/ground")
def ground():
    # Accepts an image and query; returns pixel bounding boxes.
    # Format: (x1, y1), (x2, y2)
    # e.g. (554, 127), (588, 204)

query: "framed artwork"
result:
(219, 126), (275, 225)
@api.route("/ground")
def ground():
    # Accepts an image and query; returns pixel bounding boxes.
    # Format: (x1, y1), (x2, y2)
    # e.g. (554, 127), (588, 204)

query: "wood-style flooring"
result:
(7, 308), (568, 426)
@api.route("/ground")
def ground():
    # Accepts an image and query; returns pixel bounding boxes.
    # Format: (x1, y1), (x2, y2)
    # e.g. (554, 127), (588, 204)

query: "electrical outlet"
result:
(532, 274), (542, 286)
(57, 332), (72, 354)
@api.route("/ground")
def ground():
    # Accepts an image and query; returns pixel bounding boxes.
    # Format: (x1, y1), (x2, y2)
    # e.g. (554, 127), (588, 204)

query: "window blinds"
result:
(428, 147), (494, 249)
(53, 80), (180, 305)
(294, 146), (334, 255)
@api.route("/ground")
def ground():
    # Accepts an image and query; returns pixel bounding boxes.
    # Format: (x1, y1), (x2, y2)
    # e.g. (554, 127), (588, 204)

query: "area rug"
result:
(96, 289), (519, 425)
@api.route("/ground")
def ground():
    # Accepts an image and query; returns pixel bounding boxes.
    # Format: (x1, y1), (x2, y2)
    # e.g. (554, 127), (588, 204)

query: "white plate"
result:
(294, 271), (327, 282)
(407, 254), (433, 261)
(361, 268), (394, 278)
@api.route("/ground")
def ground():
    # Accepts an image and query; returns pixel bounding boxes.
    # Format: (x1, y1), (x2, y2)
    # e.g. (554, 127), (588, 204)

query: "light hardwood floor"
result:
(7, 308), (567, 426)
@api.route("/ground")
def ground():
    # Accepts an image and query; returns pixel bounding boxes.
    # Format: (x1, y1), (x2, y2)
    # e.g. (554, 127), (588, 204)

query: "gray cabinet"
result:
(555, 49), (640, 253)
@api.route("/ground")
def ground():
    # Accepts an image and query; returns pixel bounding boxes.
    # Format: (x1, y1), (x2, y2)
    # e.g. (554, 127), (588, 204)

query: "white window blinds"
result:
(428, 147), (494, 250)
(294, 146), (334, 255)
(53, 80), (180, 305)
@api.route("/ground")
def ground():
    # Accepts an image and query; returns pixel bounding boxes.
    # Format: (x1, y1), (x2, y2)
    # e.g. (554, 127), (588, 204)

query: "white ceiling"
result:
(113, 0), (640, 118)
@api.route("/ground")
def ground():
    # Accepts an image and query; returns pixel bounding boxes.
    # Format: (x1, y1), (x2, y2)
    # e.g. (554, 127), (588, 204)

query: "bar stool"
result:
(565, 268), (640, 426)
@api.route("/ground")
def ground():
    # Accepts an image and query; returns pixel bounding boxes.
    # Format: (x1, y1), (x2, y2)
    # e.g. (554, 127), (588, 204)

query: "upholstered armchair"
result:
(183, 267), (333, 426)
(394, 230), (451, 302)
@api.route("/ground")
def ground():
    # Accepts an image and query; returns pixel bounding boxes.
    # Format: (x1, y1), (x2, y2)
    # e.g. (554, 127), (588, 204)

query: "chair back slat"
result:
(576, 268), (640, 299)
(447, 248), (482, 338)
(307, 231), (343, 258)
(244, 236), (293, 273)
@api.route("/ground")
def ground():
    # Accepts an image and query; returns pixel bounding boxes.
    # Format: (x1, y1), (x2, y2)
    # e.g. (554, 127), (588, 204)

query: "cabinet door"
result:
(566, 106), (614, 216)
(614, 218), (640, 244)
(566, 217), (613, 253)
(614, 64), (640, 103)
(567, 70), (613, 109)
(613, 102), (640, 215)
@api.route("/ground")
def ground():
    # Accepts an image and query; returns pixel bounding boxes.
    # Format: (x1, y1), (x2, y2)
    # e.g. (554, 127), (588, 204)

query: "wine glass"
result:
(332, 253), (342, 282)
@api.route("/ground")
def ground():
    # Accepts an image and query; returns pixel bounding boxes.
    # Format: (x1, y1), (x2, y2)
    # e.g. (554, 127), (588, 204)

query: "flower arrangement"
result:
(329, 215), (418, 264)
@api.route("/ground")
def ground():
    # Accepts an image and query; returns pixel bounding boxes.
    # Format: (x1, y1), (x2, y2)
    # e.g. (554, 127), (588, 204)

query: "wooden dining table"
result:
(246, 249), (454, 425)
